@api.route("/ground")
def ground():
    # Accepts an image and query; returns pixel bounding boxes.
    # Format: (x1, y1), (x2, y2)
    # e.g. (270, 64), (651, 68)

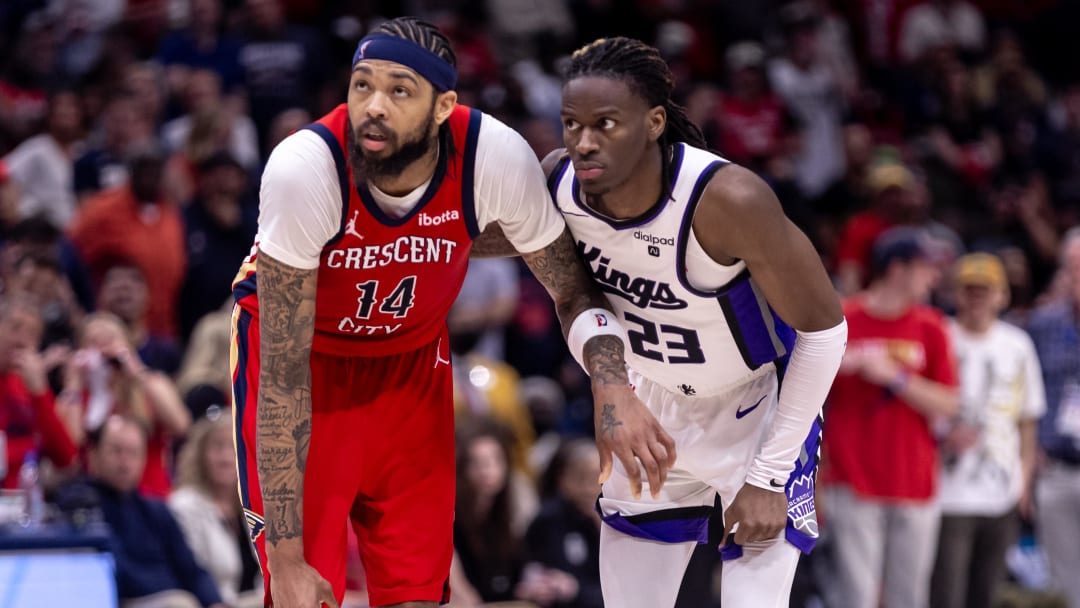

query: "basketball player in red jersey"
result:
(230, 17), (675, 608)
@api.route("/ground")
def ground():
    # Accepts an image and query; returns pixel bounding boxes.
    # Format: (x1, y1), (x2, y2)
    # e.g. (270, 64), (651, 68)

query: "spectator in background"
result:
(0, 217), (96, 314)
(97, 261), (181, 375)
(452, 417), (535, 604)
(3, 90), (83, 228)
(707, 41), (797, 180)
(170, 412), (263, 608)
(6, 248), (84, 348)
(0, 295), (79, 488)
(823, 227), (959, 608)
(768, 1), (846, 203)
(834, 161), (925, 295)
(59, 414), (224, 608)
(175, 308), (232, 419)
(524, 438), (603, 608)
(931, 253), (1045, 608)
(73, 94), (153, 200)
(157, 0), (244, 96)
(162, 69), (259, 171)
(899, 0), (987, 65)
(69, 146), (187, 338)
(237, 0), (328, 143)
(1038, 84), (1080, 230)
(1026, 227), (1080, 608)
(59, 312), (189, 498)
(0, 161), (18, 236)
(0, 12), (57, 148)
(178, 152), (255, 341)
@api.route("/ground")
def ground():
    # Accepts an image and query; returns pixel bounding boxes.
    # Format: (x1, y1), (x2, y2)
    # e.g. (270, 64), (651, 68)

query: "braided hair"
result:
(373, 16), (457, 67)
(567, 37), (707, 151)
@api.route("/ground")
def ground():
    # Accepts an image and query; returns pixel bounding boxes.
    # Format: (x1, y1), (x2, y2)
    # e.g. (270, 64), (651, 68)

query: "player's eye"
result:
(354, 80), (370, 92)
(599, 118), (616, 129)
(393, 86), (410, 97)
(564, 119), (580, 131)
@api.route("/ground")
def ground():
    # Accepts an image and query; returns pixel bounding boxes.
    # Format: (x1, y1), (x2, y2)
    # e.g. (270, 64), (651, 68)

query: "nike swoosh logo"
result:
(735, 394), (767, 419)
(770, 479), (785, 488)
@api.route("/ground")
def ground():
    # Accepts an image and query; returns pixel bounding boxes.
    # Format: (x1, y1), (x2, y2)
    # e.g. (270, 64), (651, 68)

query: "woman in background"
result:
(169, 410), (262, 608)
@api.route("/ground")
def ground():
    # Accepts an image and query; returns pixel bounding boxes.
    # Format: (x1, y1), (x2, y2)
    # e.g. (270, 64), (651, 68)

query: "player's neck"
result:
(368, 147), (440, 197)
(588, 144), (665, 220)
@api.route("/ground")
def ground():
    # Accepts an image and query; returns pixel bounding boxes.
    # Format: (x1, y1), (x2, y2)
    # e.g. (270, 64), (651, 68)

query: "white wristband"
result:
(567, 308), (627, 372)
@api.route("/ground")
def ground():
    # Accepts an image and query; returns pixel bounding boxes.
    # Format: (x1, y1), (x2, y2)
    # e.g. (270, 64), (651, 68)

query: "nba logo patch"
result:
(595, 313), (608, 327)
(358, 40), (373, 58)
(648, 245), (660, 257)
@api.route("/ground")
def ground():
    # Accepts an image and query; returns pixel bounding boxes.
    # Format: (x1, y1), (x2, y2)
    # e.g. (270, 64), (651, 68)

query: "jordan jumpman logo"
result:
(345, 210), (363, 240)
(434, 337), (451, 369)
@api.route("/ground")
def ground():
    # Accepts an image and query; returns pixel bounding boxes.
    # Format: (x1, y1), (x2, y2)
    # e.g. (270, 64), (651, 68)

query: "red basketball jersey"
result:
(233, 103), (482, 356)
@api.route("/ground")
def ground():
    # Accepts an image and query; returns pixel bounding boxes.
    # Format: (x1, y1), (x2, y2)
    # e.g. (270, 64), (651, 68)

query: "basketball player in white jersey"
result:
(546, 38), (848, 607)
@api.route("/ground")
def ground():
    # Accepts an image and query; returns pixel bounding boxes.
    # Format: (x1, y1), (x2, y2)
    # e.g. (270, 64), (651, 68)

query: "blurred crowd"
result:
(1, 0), (1079, 607)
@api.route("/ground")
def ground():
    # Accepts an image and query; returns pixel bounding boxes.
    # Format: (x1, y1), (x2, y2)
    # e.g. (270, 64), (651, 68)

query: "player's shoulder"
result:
(540, 148), (568, 180)
(993, 319), (1037, 349)
(693, 153), (783, 235)
(264, 127), (335, 180)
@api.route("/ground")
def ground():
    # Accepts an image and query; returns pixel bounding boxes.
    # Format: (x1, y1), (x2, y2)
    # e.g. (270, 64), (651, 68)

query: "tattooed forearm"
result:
(524, 228), (629, 383)
(583, 335), (630, 386)
(256, 251), (317, 548)
(522, 228), (601, 338)
(470, 222), (521, 258)
(599, 403), (623, 439)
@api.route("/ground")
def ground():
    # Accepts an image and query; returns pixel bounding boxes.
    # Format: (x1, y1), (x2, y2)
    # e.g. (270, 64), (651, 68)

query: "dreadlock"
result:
(566, 37), (707, 195)
(370, 16), (459, 166)
(374, 17), (457, 68)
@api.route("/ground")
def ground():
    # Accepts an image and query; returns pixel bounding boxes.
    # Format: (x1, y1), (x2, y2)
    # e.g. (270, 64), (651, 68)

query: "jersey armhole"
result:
(675, 160), (730, 297)
(547, 156), (571, 205)
(303, 122), (351, 248)
(460, 108), (483, 240)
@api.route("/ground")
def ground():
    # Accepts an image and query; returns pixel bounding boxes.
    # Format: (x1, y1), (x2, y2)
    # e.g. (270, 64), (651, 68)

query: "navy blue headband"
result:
(353, 33), (457, 92)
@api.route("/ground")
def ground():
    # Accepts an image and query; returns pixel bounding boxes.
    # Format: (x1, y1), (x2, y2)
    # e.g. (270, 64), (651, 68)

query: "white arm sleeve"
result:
(473, 115), (565, 254)
(745, 319), (848, 491)
(256, 130), (342, 269)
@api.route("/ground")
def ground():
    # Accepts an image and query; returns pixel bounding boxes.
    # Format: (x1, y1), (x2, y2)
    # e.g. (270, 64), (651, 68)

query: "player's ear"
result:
(433, 90), (458, 126)
(646, 105), (666, 143)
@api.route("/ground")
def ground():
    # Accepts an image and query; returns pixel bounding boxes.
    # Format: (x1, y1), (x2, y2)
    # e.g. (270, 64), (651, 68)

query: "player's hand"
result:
(267, 552), (339, 608)
(721, 482), (787, 547)
(592, 383), (677, 499)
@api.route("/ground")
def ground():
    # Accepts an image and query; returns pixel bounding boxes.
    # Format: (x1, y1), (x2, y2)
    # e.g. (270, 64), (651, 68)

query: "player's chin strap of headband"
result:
(353, 34), (458, 92)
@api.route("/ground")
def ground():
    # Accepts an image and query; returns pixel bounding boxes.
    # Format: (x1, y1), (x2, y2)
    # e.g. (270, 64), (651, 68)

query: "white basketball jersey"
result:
(551, 143), (795, 397)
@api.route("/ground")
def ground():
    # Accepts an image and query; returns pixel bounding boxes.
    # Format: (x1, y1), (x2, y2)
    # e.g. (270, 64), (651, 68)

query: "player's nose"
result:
(365, 91), (390, 119)
(574, 127), (600, 155)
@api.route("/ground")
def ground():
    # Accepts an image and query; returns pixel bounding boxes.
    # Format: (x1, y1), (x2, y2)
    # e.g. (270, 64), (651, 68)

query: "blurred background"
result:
(0, 0), (1078, 607)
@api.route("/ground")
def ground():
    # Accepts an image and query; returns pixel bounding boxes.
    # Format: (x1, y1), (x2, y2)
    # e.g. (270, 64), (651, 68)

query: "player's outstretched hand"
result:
(592, 384), (677, 499)
(721, 482), (787, 547)
(268, 553), (339, 608)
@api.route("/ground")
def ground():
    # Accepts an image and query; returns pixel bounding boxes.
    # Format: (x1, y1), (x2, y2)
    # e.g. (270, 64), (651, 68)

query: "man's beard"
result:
(346, 113), (438, 188)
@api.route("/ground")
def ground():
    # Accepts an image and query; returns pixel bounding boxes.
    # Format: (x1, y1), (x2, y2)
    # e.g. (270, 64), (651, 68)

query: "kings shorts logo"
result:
(578, 242), (688, 310)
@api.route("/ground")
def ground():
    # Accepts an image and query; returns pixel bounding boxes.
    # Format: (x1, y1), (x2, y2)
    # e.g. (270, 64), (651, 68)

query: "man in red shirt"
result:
(823, 226), (959, 608)
(231, 17), (671, 608)
(0, 295), (78, 488)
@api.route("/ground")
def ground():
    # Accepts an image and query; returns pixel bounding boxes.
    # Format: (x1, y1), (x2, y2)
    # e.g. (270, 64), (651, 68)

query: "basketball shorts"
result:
(230, 308), (455, 607)
(597, 366), (821, 559)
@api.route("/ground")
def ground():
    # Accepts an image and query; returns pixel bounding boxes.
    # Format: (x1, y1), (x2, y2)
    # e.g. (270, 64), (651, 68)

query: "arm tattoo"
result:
(523, 228), (629, 385)
(583, 335), (629, 386)
(599, 403), (623, 440)
(256, 252), (317, 547)
(470, 223), (520, 258)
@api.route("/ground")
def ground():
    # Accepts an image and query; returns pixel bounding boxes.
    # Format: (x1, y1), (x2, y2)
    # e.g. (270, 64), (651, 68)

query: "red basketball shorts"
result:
(230, 307), (455, 607)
